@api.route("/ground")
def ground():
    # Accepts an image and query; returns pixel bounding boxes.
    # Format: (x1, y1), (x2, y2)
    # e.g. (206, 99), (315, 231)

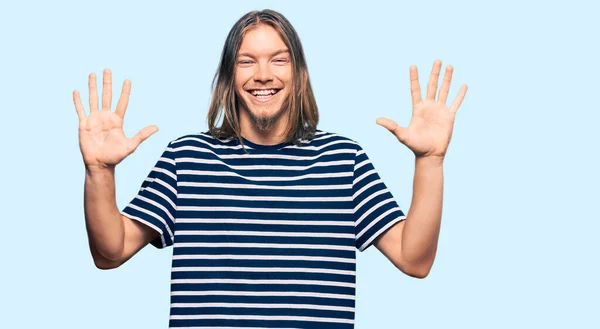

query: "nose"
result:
(253, 61), (273, 83)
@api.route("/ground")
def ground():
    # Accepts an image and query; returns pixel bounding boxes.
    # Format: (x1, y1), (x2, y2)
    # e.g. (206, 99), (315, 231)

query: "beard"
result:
(240, 96), (290, 131)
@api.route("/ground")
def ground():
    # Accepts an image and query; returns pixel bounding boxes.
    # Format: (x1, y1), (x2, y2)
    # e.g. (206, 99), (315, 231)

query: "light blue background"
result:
(1, 0), (598, 328)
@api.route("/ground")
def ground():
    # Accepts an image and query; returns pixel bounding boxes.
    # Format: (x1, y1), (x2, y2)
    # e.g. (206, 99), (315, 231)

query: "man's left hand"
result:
(376, 59), (468, 159)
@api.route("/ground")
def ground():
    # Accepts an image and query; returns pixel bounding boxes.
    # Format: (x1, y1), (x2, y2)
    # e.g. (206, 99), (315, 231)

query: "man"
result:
(74, 9), (467, 328)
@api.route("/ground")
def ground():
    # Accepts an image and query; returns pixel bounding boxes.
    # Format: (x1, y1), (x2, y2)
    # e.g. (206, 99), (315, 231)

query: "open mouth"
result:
(246, 88), (282, 102)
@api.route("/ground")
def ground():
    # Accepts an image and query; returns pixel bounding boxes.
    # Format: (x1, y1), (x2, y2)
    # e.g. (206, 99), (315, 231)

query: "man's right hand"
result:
(73, 69), (158, 171)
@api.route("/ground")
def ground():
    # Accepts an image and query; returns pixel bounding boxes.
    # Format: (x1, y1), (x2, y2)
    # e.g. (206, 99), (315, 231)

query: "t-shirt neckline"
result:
(240, 136), (292, 150)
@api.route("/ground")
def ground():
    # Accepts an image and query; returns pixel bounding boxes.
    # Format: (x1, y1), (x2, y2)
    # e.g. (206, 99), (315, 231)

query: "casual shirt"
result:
(121, 129), (406, 328)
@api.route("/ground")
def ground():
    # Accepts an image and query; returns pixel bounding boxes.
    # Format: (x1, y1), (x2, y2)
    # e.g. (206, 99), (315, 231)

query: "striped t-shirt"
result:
(121, 129), (406, 328)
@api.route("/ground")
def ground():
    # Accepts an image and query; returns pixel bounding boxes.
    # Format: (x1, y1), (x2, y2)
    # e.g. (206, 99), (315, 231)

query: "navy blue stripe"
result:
(169, 318), (353, 329)
(170, 294), (356, 308)
(172, 246), (354, 259)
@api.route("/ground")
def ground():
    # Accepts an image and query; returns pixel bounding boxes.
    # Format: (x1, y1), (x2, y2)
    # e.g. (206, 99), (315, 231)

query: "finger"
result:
(376, 117), (407, 143)
(89, 73), (99, 111)
(437, 65), (454, 105)
(449, 84), (468, 113)
(409, 65), (422, 106)
(115, 79), (131, 119)
(426, 59), (442, 101)
(73, 90), (86, 121)
(101, 69), (112, 111)
(129, 125), (159, 150)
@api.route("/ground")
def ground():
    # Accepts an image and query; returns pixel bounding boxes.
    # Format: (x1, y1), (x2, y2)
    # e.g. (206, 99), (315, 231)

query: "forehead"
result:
(238, 24), (288, 56)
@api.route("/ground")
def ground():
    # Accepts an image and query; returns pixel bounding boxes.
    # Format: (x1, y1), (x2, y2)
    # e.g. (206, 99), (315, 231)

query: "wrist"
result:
(415, 155), (445, 167)
(85, 164), (115, 176)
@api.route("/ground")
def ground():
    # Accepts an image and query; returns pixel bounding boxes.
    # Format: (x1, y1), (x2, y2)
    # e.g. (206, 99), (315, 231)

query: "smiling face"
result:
(235, 24), (292, 133)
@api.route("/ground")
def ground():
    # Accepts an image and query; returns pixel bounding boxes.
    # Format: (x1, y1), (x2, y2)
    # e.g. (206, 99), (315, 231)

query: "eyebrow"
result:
(238, 48), (289, 58)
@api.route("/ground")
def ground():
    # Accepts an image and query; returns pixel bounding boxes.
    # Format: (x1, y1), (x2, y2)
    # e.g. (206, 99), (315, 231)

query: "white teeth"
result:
(251, 89), (277, 96)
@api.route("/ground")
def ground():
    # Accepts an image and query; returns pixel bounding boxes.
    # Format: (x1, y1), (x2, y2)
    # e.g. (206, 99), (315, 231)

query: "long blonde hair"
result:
(206, 9), (319, 150)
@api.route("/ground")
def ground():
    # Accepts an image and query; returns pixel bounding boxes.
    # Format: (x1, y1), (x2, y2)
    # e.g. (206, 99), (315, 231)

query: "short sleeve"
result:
(121, 141), (177, 249)
(353, 143), (406, 252)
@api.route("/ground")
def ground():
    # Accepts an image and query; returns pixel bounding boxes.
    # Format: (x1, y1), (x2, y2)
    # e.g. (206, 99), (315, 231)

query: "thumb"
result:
(128, 125), (159, 151)
(376, 117), (407, 143)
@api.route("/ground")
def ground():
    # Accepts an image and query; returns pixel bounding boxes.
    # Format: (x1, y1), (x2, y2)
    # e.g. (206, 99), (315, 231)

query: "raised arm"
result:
(74, 69), (159, 269)
(374, 60), (468, 277)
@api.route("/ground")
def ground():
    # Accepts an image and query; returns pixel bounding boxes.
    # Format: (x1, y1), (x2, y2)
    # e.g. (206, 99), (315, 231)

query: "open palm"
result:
(74, 69), (158, 170)
(376, 60), (468, 158)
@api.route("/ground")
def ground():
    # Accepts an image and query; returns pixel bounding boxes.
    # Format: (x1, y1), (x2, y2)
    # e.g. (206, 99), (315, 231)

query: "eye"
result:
(238, 60), (253, 65)
(274, 58), (289, 63)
